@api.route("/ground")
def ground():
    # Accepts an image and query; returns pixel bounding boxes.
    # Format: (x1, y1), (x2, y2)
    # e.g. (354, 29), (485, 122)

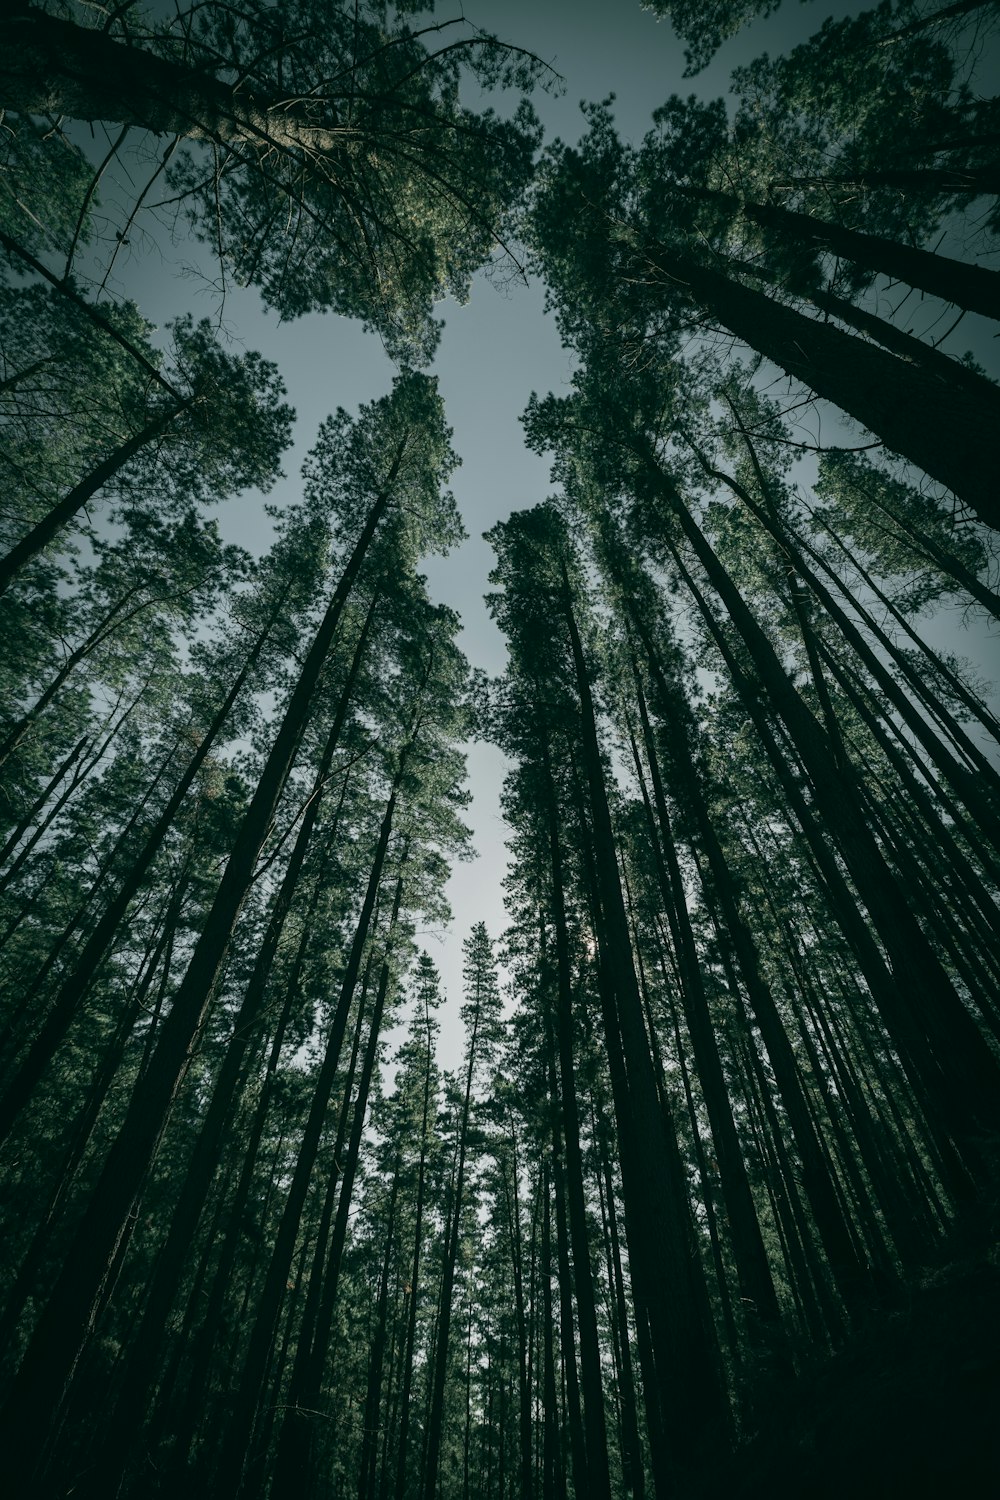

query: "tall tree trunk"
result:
(392, 996), (437, 1500)
(0, 399), (191, 592)
(743, 197), (1000, 321)
(643, 243), (1000, 527)
(359, 1167), (401, 1500)
(594, 1116), (645, 1499)
(212, 769), (405, 1500)
(541, 742), (613, 1500)
(270, 866), (407, 1498)
(629, 683), (780, 1328)
(423, 977), (484, 1500)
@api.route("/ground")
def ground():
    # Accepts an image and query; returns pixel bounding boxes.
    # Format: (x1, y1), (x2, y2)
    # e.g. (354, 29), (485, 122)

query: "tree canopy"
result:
(2, 1), (999, 1496)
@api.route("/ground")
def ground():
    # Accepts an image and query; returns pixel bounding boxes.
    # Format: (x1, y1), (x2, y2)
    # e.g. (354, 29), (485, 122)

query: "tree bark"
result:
(1, 6), (352, 155)
(744, 198), (1000, 321)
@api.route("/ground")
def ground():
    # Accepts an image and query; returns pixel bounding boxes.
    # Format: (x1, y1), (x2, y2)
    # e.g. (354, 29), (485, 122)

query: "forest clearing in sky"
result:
(2, 0), (1000, 1495)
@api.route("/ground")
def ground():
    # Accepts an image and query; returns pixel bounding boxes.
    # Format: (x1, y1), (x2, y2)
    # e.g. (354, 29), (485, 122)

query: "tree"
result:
(1, 0), (543, 358)
(0, 303), (292, 591)
(423, 923), (503, 1500)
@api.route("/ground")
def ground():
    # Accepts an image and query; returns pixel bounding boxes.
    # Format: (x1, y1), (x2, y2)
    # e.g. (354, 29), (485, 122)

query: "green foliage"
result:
(644, 0), (788, 76)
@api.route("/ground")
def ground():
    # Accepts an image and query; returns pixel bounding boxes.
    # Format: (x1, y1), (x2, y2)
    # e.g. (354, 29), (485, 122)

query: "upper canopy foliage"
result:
(2, 0), (547, 360)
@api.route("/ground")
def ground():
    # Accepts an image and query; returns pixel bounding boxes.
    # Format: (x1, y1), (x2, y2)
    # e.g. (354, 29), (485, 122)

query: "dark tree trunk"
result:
(647, 245), (1000, 528)
(541, 744), (613, 1500)
(1, 6), (355, 154)
(744, 198), (1000, 321)
(559, 566), (727, 1474)
(271, 867), (406, 1498)
(0, 401), (189, 592)
(359, 1167), (400, 1500)
(212, 774), (404, 1500)
(423, 979), (484, 1500)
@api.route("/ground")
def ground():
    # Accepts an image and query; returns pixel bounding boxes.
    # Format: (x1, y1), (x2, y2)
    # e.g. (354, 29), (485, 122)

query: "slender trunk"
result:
(541, 742), (613, 1500)
(392, 1002), (436, 1500)
(359, 1167), (400, 1500)
(0, 401), (189, 592)
(271, 867), (406, 1498)
(808, 503), (1000, 748)
(630, 683), (779, 1327)
(549, 1130), (588, 1500)
(0, 734), (88, 868)
(559, 567), (726, 1471)
(0, 587), (143, 768)
(872, 0), (1000, 47)
(595, 1122), (644, 1499)
(539, 1169), (564, 1500)
(212, 774), (404, 1500)
(497, 1131), (532, 1500)
(164, 840), (335, 1479)
(423, 987), (483, 1500)
(776, 164), (1000, 195)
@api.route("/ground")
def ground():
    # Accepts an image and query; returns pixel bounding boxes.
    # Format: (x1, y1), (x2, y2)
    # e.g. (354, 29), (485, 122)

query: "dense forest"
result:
(2, 0), (999, 1496)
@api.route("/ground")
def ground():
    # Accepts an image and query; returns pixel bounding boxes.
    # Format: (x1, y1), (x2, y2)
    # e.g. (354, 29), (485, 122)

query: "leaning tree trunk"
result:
(646, 242), (1000, 529)
(0, 400), (190, 592)
(744, 198), (1000, 321)
(1, 6), (354, 154)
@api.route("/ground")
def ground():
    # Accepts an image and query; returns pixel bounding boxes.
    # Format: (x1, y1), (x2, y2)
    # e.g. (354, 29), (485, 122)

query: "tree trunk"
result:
(423, 981), (484, 1500)
(359, 1167), (400, 1500)
(647, 244), (1000, 528)
(541, 744), (613, 1500)
(212, 774), (404, 1500)
(271, 866), (406, 1498)
(631, 680), (780, 1328)
(744, 198), (1000, 321)
(1, 6), (354, 155)
(0, 400), (189, 592)
(559, 566), (727, 1473)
